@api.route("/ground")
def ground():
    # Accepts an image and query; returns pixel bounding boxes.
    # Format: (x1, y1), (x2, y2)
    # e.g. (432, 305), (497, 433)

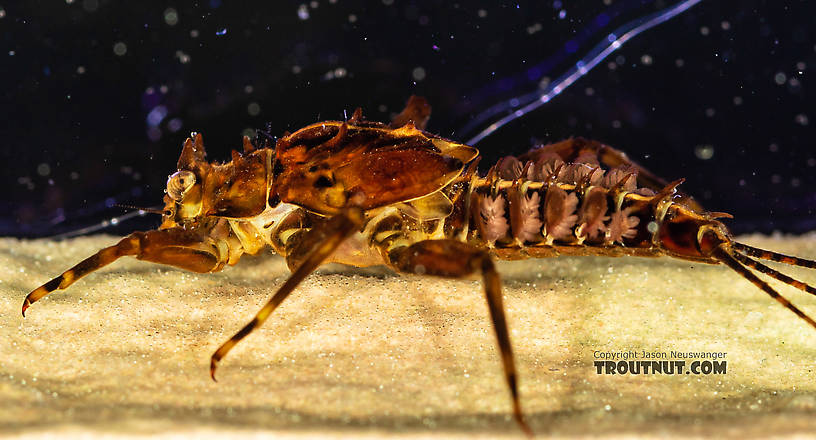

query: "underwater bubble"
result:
(774, 72), (787, 85)
(794, 114), (809, 126)
(175, 50), (190, 64)
(0, 8), (5, 18)
(297, 4), (309, 20)
(37, 163), (51, 177)
(694, 145), (714, 160)
(412, 67), (426, 81)
(163, 8), (178, 26)
(146, 105), (167, 126)
(247, 102), (261, 116)
(167, 118), (183, 132)
(113, 42), (127, 56)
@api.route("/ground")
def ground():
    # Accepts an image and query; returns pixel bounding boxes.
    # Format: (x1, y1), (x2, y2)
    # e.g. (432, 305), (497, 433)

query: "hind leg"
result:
(382, 239), (533, 437)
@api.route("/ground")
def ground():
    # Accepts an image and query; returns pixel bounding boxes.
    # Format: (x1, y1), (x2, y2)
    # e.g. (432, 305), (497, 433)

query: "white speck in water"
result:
(76, 65), (86, 74)
(297, 4), (309, 20)
(477, 9), (487, 18)
(216, 28), (227, 36)
(774, 72), (787, 85)
(412, 67), (426, 81)
(0, 8), (5, 18)
(795, 114), (809, 126)
(733, 96), (743, 105)
(694, 144), (714, 160)
(558, 9), (566, 19)
(175, 50), (190, 64)
(247, 102), (261, 116)
(604, 404), (612, 411)
(163, 8), (178, 26)
(647, 221), (658, 234)
(640, 54), (653, 65)
(167, 118), (182, 132)
(113, 42), (127, 56)
(348, 14), (357, 23)
(37, 163), (51, 176)
(699, 26), (709, 36)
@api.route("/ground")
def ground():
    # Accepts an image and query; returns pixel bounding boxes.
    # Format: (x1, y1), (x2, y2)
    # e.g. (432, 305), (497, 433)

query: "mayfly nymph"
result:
(22, 96), (816, 436)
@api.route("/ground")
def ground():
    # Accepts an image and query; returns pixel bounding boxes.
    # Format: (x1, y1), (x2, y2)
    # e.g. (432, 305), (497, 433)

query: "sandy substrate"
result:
(2, 234), (816, 439)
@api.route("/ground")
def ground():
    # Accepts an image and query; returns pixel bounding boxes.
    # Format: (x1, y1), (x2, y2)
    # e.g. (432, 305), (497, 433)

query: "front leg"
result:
(383, 239), (533, 437)
(22, 226), (233, 316)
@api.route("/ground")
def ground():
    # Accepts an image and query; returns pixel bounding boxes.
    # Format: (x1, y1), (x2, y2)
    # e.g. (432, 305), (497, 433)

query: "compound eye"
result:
(167, 170), (196, 201)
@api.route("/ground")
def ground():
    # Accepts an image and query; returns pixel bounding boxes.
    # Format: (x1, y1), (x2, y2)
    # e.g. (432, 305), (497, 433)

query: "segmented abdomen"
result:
(466, 152), (675, 251)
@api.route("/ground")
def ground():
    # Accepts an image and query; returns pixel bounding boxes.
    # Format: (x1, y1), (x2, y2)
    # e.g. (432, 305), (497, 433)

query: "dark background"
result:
(2, 0), (814, 237)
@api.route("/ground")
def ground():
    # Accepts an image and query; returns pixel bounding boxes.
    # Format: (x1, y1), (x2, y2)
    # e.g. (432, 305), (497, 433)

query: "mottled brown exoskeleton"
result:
(22, 96), (816, 436)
